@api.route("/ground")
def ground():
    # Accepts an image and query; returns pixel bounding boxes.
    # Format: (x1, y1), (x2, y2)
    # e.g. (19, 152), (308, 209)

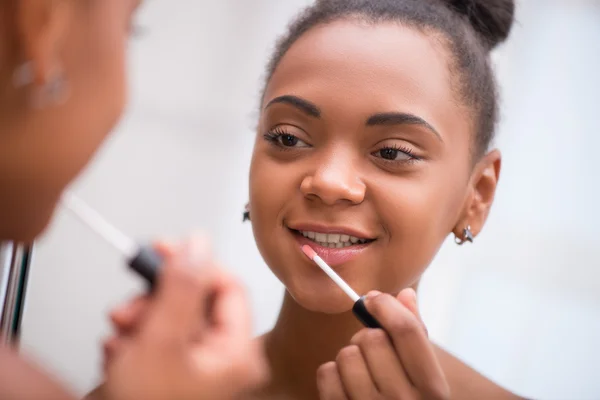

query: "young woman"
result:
(0, 1), (265, 399)
(102, 0), (526, 398)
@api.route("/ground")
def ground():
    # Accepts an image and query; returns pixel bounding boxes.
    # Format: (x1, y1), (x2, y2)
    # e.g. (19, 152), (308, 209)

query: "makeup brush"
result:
(60, 191), (162, 287)
(301, 245), (382, 329)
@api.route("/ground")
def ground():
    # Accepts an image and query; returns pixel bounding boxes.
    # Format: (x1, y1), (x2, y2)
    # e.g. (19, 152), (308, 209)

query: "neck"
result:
(262, 292), (364, 400)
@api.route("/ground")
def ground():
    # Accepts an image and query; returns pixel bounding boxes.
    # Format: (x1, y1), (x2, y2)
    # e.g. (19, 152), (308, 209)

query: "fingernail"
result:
(404, 287), (417, 303)
(184, 233), (211, 265)
(366, 290), (382, 300)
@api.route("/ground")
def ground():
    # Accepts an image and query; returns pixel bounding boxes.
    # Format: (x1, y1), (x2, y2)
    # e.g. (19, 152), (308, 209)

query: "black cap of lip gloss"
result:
(128, 245), (163, 288)
(352, 296), (382, 329)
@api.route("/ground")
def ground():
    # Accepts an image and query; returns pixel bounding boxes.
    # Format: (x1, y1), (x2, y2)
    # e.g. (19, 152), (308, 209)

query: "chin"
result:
(0, 196), (58, 243)
(286, 278), (356, 314)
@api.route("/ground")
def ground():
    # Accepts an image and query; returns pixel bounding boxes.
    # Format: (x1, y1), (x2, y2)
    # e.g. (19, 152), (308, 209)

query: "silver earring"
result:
(34, 69), (69, 108)
(454, 225), (473, 245)
(242, 204), (250, 222)
(13, 61), (70, 108)
(12, 62), (35, 88)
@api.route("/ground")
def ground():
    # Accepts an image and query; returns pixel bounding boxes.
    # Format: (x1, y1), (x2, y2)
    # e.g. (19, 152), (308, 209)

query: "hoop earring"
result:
(454, 225), (473, 245)
(242, 204), (250, 222)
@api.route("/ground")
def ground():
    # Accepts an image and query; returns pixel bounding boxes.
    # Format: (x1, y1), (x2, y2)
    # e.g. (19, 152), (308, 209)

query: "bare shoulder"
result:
(434, 345), (527, 400)
(0, 345), (76, 400)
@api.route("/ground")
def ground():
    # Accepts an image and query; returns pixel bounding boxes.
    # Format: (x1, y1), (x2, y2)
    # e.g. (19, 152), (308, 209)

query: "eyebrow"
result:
(366, 112), (442, 141)
(264, 95), (321, 118)
(265, 95), (441, 141)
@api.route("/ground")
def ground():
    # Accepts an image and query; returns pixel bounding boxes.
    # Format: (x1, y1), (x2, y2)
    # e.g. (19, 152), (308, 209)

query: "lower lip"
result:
(292, 231), (373, 267)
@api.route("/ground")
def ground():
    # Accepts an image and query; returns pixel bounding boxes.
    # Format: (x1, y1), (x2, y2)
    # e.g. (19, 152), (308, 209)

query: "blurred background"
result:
(16, 0), (600, 398)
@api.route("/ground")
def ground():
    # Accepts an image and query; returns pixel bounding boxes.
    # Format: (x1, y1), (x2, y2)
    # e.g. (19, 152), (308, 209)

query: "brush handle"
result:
(128, 245), (163, 288)
(352, 296), (383, 329)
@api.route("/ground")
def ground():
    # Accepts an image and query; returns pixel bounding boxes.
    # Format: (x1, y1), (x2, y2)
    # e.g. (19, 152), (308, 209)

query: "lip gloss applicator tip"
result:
(301, 244), (382, 329)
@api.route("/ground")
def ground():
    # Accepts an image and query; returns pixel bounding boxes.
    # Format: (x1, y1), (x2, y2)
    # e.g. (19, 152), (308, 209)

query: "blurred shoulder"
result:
(434, 344), (527, 400)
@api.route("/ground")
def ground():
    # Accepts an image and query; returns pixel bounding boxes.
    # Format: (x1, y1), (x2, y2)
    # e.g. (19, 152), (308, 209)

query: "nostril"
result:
(300, 171), (366, 206)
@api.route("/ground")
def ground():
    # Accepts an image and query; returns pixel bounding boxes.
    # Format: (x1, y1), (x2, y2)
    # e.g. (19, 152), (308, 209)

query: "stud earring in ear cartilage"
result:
(242, 204), (251, 222)
(454, 225), (473, 245)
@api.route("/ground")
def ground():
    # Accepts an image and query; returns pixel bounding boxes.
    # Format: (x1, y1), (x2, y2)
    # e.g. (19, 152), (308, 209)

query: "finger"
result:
(152, 238), (181, 257)
(201, 271), (268, 386)
(350, 328), (415, 399)
(365, 293), (449, 399)
(206, 270), (252, 342)
(317, 362), (349, 400)
(396, 288), (428, 337)
(142, 234), (217, 343)
(109, 295), (150, 336)
(335, 345), (378, 400)
(102, 335), (132, 375)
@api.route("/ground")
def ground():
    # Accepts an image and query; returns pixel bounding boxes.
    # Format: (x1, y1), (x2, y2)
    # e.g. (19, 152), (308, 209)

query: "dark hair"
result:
(261, 0), (515, 157)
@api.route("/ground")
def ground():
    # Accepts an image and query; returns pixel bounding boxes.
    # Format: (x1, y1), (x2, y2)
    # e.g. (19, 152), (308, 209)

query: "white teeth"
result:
(328, 234), (340, 243)
(298, 230), (370, 248)
(315, 232), (327, 242)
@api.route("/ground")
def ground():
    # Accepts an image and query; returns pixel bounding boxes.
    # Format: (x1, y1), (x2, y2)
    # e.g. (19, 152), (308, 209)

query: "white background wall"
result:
(19, 1), (600, 399)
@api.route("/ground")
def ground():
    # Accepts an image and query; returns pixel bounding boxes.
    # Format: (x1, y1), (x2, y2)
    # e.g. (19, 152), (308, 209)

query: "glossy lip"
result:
(287, 222), (377, 241)
(291, 229), (374, 267)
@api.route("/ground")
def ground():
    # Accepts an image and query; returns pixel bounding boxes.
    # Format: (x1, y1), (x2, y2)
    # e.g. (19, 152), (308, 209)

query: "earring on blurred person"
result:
(454, 225), (473, 245)
(13, 61), (70, 108)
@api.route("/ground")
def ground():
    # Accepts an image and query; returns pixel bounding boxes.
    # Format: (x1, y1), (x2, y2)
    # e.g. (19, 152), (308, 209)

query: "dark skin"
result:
(0, 0), (139, 242)
(246, 19), (513, 400)
(96, 19), (521, 400)
(0, 1), (267, 399)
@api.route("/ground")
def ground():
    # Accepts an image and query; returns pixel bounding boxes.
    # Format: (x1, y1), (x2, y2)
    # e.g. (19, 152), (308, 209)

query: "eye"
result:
(263, 128), (311, 149)
(372, 145), (419, 162)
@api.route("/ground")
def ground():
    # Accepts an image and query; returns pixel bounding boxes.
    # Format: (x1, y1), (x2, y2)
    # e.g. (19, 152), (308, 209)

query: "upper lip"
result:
(287, 223), (376, 240)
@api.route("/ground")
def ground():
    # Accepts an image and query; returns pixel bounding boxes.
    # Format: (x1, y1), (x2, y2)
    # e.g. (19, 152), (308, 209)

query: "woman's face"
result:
(0, 0), (141, 240)
(250, 20), (495, 313)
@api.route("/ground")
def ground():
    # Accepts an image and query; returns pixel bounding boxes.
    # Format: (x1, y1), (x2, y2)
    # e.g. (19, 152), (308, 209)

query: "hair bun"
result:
(444, 0), (515, 49)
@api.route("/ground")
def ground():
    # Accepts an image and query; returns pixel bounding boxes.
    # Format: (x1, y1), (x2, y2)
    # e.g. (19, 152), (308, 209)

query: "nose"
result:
(300, 148), (366, 206)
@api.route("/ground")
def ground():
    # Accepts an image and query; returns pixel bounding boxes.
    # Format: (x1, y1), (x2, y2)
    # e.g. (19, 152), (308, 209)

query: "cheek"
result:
(249, 146), (292, 255)
(370, 169), (465, 286)
(79, 17), (128, 132)
(56, 11), (129, 174)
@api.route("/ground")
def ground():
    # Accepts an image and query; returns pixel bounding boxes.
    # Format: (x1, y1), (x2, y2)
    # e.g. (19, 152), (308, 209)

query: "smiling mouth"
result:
(290, 229), (375, 249)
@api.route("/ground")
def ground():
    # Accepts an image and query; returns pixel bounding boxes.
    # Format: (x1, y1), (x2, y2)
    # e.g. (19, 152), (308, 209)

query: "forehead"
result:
(264, 19), (469, 137)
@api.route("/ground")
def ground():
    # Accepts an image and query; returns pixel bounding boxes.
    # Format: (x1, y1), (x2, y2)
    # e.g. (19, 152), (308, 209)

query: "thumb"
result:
(142, 234), (215, 343)
(207, 272), (252, 341)
(396, 288), (428, 337)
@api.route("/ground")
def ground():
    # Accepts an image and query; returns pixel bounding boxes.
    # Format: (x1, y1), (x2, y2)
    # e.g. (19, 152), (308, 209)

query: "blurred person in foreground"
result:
(0, 1), (267, 399)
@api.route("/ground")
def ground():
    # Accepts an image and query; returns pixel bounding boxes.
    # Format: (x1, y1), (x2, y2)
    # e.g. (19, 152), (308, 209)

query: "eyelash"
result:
(263, 128), (420, 164)
(263, 128), (310, 150)
(374, 144), (420, 164)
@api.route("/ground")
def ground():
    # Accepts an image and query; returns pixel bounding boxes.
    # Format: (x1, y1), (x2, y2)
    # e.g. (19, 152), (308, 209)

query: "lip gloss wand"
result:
(301, 245), (382, 329)
(60, 192), (163, 287)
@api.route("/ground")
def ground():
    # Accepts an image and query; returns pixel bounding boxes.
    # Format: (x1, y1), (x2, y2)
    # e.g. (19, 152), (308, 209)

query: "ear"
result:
(453, 149), (501, 239)
(16, 0), (72, 85)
